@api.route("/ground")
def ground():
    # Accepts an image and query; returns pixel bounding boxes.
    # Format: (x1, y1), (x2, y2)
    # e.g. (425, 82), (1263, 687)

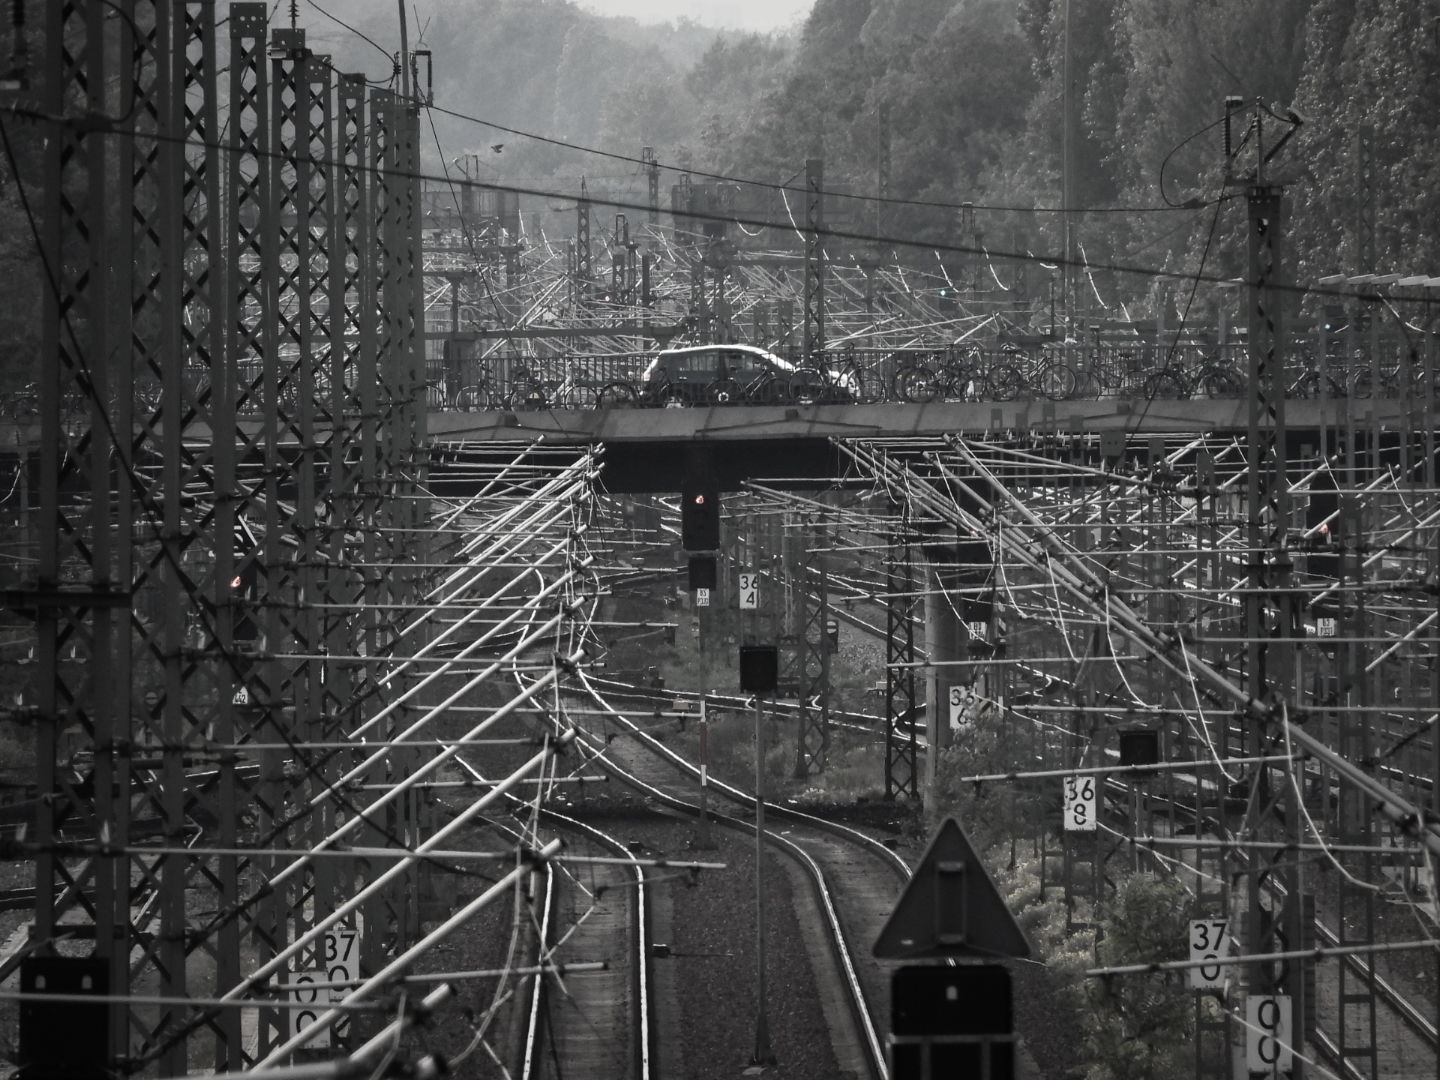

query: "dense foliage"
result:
(318, 0), (1439, 326)
(1, 0), (1434, 383)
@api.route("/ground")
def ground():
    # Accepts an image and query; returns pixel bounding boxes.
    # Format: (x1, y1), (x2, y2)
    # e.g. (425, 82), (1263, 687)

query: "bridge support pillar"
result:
(922, 564), (966, 794)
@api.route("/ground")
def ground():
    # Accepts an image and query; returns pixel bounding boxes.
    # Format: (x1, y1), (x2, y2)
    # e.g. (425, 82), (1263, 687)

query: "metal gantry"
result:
(842, 426), (1440, 1075)
(16, 2), (482, 1069)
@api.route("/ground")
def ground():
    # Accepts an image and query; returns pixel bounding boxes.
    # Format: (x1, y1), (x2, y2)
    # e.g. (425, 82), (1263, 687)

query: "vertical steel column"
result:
(127, 1), (212, 1069)
(1335, 426), (1378, 1079)
(373, 87), (421, 946)
(1191, 447), (1233, 1080)
(643, 146), (659, 228)
(611, 213), (626, 300)
(254, 25), (325, 1055)
(224, 3), (282, 1052)
(777, 511), (802, 703)
(171, 2), (241, 1066)
(370, 89), (404, 665)
(803, 158), (825, 365)
(299, 50), (346, 923)
(397, 90), (432, 940)
(884, 503), (919, 799)
(339, 70), (391, 979)
(1242, 183), (1302, 1045)
(576, 184), (592, 311)
(35, 1), (129, 1062)
(794, 515), (831, 777)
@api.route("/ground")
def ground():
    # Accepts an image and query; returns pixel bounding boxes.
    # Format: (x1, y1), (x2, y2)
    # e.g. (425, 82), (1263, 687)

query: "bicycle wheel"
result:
(894, 362), (939, 403)
(788, 368), (827, 405)
(1142, 370), (1187, 399)
(986, 364), (1024, 402)
(832, 358), (870, 403)
(706, 378), (744, 405)
(505, 377), (548, 410)
(454, 384), (491, 411)
(1037, 363), (1078, 400)
(566, 382), (601, 409)
(596, 381), (639, 408)
(1199, 368), (1243, 398)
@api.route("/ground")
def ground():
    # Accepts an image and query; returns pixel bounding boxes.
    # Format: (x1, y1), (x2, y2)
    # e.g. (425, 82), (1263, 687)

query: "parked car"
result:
(639, 343), (853, 406)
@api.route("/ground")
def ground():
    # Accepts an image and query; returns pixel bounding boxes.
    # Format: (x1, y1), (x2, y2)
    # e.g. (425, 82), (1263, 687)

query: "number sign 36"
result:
(1063, 774), (1097, 832)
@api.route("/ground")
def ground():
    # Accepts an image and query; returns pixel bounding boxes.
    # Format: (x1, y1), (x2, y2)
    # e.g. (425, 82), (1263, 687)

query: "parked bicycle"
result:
(1141, 359), (1245, 399)
(503, 366), (614, 410)
(985, 344), (1079, 401)
(891, 347), (988, 403)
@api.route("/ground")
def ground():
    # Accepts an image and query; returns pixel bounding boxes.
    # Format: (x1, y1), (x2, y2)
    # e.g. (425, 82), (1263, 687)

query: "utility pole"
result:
(803, 157), (825, 364)
(751, 692), (775, 1068)
(1060, 0), (1075, 331)
(1230, 95), (1307, 1078)
(643, 145), (659, 229)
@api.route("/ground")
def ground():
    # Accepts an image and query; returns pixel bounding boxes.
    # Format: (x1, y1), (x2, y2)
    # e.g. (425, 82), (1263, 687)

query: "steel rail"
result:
(567, 668), (905, 1079)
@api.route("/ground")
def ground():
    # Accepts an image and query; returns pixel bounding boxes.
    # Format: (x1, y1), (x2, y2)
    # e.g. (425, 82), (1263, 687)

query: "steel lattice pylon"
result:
(23, 3), (431, 1068)
(884, 506), (919, 800)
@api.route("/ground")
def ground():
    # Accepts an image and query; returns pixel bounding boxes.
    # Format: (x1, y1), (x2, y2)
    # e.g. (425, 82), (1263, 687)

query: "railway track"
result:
(435, 774), (657, 1080)
(554, 669), (905, 1079)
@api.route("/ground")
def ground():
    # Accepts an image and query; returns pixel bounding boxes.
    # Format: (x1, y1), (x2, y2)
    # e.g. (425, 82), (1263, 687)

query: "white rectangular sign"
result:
(287, 969), (331, 1045)
(1315, 616), (1337, 638)
(738, 572), (759, 610)
(325, 928), (360, 1040)
(1188, 918), (1230, 989)
(1062, 774), (1097, 832)
(1245, 995), (1293, 1073)
(695, 587), (710, 607)
(948, 686), (967, 731)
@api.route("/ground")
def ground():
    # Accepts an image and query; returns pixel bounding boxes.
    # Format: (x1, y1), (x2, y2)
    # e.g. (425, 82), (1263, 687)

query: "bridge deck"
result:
(427, 397), (1410, 444)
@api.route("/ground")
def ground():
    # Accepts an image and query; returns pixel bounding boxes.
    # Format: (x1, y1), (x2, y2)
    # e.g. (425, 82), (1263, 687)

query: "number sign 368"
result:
(1063, 774), (1097, 832)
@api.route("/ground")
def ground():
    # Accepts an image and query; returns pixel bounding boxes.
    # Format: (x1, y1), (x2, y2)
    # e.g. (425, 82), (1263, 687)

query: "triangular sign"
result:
(873, 816), (1031, 960)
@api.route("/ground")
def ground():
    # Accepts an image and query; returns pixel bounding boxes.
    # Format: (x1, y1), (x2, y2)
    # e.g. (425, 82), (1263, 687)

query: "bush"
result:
(1081, 873), (1194, 1080)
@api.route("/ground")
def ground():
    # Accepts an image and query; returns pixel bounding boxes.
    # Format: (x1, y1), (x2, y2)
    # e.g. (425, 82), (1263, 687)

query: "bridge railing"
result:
(420, 332), (1429, 410)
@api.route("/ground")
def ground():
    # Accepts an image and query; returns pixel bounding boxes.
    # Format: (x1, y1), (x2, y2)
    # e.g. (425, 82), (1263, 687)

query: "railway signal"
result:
(875, 817), (1030, 1079)
(681, 486), (720, 550)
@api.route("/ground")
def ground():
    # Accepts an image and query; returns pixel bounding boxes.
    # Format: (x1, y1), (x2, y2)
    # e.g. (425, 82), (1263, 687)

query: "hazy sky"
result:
(578, 0), (813, 33)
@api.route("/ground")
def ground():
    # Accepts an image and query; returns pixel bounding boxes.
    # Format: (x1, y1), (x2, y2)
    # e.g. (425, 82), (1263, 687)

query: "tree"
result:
(1082, 873), (1193, 1080)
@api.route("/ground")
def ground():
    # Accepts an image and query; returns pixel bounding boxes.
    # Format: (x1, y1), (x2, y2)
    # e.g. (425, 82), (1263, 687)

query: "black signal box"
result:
(1118, 728), (1161, 770)
(681, 487), (720, 550)
(890, 964), (1015, 1080)
(738, 644), (778, 694)
(688, 554), (717, 591)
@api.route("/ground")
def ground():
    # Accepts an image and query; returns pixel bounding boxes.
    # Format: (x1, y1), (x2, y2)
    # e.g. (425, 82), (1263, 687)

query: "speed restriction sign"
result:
(1188, 918), (1230, 989)
(1062, 774), (1097, 832)
(287, 969), (330, 1046)
(325, 928), (360, 1039)
(1246, 995), (1293, 1073)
